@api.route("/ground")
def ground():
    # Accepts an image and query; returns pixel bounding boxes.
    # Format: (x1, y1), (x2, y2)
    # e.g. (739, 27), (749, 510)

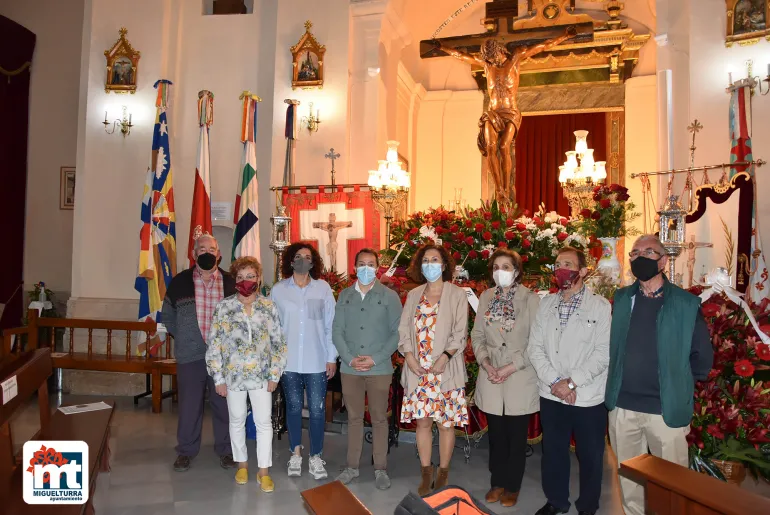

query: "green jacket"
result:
(605, 276), (702, 428)
(332, 281), (402, 376)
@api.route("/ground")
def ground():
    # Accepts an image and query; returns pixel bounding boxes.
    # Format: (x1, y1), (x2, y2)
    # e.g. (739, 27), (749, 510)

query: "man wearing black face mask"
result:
(605, 234), (713, 515)
(162, 234), (237, 472)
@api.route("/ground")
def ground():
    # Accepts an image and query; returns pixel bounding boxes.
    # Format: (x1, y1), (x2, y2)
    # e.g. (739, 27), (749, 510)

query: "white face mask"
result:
(493, 269), (516, 288)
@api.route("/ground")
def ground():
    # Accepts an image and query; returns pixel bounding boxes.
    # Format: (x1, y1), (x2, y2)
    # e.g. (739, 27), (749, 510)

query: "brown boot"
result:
(500, 490), (519, 507)
(434, 467), (449, 490)
(485, 487), (504, 503)
(417, 466), (434, 496)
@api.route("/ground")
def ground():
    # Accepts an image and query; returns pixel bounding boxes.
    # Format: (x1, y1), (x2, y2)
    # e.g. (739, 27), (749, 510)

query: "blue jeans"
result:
(281, 371), (327, 456)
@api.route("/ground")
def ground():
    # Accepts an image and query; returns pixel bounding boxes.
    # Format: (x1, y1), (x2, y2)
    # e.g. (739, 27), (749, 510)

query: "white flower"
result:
(550, 223), (565, 232)
(526, 223), (537, 231)
(482, 244), (496, 253)
(516, 216), (533, 225)
(536, 228), (555, 240)
(419, 225), (438, 241)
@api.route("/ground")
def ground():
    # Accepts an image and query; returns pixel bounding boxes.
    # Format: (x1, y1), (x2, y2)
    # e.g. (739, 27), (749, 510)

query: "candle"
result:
(316, 108), (320, 122)
(728, 72), (733, 85)
(129, 113), (132, 124)
(767, 62), (769, 77)
(104, 111), (108, 122)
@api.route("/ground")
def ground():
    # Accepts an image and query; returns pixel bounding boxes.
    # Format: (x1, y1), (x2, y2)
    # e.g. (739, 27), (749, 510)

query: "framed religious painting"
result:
(725, 0), (770, 46)
(104, 27), (141, 93)
(291, 20), (325, 89)
(60, 166), (75, 210)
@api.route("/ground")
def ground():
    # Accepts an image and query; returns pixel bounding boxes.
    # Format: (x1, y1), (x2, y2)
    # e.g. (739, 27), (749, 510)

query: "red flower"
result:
(504, 231), (515, 240)
(608, 183), (622, 192)
(593, 193), (602, 202)
(559, 217), (568, 225)
(450, 224), (459, 233)
(491, 221), (501, 229)
(521, 254), (529, 262)
(465, 236), (474, 246)
(481, 250), (490, 259)
(443, 242), (452, 249)
(600, 199), (612, 209)
(465, 220), (473, 228)
(439, 213), (449, 221)
(522, 239), (532, 249)
(617, 192), (631, 201)
(534, 217), (544, 227)
(452, 252), (461, 260)
(521, 230), (530, 238)
(468, 250), (478, 259)
(523, 209), (531, 217)
(756, 343), (770, 361)
(593, 185), (602, 193)
(591, 211), (602, 220)
(506, 218), (514, 227)
(483, 212), (492, 220)
(701, 303), (721, 318)
(516, 223), (527, 231)
(706, 424), (725, 439)
(557, 232), (569, 242)
(408, 227), (419, 235)
(548, 286), (558, 293)
(435, 226), (444, 235)
(475, 223), (485, 232)
(734, 359), (755, 377)
(483, 231), (493, 241)
(580, 208), (592, 218)
(497, 241), (508, 248)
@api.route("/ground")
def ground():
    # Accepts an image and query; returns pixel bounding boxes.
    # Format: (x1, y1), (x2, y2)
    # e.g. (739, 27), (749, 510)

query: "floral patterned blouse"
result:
(206, 295), (288, 392)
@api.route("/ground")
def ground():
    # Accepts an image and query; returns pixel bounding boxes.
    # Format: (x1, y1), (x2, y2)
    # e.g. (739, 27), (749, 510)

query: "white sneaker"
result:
(287, 454), (302, 477)
(308, 455), (328, 480)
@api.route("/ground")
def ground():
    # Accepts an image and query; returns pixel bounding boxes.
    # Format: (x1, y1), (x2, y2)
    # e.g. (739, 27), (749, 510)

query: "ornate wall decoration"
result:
(291, 20), (326, 90)
(104, 28), (140, 94)
(725, 0), (769, 47)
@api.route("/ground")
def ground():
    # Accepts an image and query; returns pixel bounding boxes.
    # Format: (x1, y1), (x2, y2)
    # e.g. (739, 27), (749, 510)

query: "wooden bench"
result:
(621, 454), (770, 515)
(3, 310), (176, 413)
(301, 480), (372, 515)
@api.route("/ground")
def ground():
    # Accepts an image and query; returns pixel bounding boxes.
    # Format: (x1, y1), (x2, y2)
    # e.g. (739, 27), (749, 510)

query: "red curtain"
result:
(515, 112), (607, 217)
(0, 16), (35, 329)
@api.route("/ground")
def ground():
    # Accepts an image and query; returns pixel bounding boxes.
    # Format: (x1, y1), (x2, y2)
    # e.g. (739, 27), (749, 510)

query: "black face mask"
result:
(196, 252), (217, 271)
(631, 256), (661, 282)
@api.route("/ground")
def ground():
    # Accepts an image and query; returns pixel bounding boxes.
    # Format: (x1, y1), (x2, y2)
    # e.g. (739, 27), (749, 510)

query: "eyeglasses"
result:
(629, 249), (663, 259)
(237, 275), (258, 281)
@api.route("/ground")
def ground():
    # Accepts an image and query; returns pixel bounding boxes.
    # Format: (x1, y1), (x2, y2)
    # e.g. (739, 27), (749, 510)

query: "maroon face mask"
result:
(554, 268), (580, 290)
(235, 280), (259, 297)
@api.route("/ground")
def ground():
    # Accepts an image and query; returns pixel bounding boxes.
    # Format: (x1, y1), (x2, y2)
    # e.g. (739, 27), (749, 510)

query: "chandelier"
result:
(368, 140), (410, 247)
(558, 130), (607, 215)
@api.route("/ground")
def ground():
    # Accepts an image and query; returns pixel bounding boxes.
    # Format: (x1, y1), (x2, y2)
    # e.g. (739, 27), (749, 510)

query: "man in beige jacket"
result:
(528, 247), (612, 515)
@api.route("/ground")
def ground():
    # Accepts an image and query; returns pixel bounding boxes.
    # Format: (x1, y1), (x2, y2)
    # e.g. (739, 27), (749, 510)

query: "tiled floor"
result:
(9, 395), (768, 514)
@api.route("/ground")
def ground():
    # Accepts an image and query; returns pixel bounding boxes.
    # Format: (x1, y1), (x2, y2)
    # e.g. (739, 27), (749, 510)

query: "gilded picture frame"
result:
(291, 20), (325, 90)
(725, 0), (770, 47)
(60, 166), (75, 210)
(104, 27), (141, 93)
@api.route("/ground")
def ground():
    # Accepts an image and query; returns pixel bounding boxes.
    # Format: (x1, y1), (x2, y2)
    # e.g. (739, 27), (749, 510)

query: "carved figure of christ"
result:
(312, 212), (353, 271)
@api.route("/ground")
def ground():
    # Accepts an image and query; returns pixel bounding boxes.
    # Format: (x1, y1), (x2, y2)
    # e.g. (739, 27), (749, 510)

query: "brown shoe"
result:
(220, 454), (236, 469)
(417, 465), (434, 497)
(500, 490), (519, 507)
(434, 467), (449, 490)
(173, 455), (191, 472)
(485, 487), (504, 503)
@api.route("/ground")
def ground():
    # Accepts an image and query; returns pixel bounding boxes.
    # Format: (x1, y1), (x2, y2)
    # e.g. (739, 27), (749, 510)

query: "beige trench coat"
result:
(398, 283), (468, 395)
(471, 285), (540, 416)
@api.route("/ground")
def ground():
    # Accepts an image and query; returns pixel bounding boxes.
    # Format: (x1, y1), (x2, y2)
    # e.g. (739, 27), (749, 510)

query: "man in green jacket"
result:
(332, 248), (402, 490)
(606, 235), (713, 515)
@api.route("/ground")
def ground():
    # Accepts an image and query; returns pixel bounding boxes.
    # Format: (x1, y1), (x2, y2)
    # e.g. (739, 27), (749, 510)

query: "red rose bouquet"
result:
(574, 183), (639, 239)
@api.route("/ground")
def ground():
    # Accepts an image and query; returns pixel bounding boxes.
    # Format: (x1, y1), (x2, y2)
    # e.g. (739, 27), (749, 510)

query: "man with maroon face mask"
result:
(528, 246), (612, 515)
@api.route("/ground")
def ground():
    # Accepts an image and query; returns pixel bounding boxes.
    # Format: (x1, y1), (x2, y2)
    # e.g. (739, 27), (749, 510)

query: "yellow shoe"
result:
(235, 468), (249, 485)
(258, 474), (274, 493)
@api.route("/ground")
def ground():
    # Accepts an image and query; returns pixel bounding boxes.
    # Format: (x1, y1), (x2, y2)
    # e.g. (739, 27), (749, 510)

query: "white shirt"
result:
(270, 276), (337, 374)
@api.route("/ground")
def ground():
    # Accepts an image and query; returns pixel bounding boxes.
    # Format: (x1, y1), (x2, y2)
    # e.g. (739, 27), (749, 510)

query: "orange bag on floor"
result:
(394, 486), (499, 515)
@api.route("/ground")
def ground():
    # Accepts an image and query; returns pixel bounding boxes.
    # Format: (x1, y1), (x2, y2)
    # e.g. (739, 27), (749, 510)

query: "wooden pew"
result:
(621, 454), (770, 515)
(301, 480), (372, 515)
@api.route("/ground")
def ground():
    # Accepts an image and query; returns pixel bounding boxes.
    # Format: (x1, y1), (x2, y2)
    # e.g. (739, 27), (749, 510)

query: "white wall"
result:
(0, 0), (84, 296)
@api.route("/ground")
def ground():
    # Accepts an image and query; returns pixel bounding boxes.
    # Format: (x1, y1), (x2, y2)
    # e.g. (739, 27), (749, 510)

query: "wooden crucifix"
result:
(420, 0), (593, 206)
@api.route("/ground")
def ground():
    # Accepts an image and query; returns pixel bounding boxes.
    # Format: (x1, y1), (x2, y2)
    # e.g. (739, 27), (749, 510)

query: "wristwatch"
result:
(568, 381), (576, 390)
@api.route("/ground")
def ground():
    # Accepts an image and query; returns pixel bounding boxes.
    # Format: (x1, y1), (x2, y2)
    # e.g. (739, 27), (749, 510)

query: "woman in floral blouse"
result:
(206, 256), (287, 492)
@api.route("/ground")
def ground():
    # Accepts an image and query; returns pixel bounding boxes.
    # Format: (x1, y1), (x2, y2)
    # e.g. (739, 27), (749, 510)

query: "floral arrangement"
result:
(385, 201), (588, 279)
(573, 184), (640, 239)
(687, 289), (770, 482)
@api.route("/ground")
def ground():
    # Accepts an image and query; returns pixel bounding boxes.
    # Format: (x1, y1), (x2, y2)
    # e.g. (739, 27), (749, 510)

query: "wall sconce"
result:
(103, 105), (133, 136)
(301, 101), (321, 134)
(726, 59), (770, 96)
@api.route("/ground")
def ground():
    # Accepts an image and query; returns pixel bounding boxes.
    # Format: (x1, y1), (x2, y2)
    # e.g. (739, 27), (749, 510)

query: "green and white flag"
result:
(232, 92), (260, 260)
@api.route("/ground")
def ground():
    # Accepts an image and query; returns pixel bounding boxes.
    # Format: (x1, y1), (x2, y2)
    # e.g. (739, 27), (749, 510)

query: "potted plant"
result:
(687, 291), (770, 484)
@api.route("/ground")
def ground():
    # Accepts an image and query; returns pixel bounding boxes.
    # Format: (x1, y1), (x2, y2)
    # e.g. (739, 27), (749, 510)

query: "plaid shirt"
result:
(558, 285), (585, 328)
(193, 268), (224, 343)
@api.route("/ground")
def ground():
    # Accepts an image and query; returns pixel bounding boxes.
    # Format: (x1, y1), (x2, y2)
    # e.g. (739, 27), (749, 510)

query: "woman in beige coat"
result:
(398, 244), (468, 496)
(471, 249), (540, 508)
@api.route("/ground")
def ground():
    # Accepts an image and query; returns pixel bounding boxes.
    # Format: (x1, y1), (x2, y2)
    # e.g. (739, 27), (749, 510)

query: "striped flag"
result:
(187, 90), (214, 267)
(232, 91), (261, 260)
(729, 85), (767, 302)
(135, 80), (177, 351)
(283, 99), (299, 187)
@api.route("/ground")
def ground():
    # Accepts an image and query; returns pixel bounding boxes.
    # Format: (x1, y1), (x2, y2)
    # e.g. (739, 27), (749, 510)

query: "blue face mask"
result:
(356, 265), (376, 286)
(421, 263), (443, 283)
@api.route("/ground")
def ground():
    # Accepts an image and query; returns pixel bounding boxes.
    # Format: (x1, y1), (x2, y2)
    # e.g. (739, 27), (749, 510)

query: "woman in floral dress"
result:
(206, 256), (287, 492)
(398, 244), (469, 496)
